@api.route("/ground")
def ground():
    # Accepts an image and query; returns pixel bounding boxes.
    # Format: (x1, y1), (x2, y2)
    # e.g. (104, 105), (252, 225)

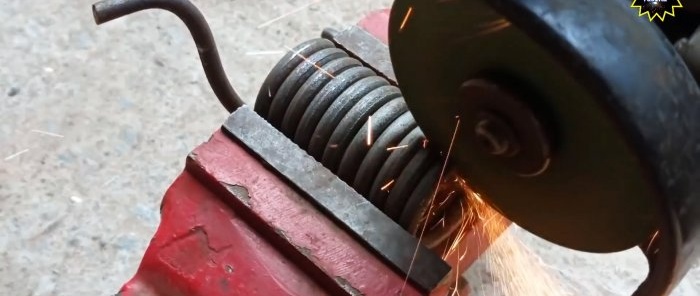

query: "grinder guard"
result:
(389, 0), (700, 295)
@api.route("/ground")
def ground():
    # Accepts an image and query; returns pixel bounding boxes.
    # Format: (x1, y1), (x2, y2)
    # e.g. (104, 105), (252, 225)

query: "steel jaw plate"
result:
(389, 0), (700, 294)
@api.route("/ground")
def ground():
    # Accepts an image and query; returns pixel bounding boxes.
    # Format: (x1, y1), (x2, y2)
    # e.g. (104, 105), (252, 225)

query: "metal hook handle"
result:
(92, 0), (245, 112)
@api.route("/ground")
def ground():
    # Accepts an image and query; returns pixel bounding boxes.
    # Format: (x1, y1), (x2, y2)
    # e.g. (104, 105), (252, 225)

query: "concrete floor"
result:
(1, 0), (698, 295)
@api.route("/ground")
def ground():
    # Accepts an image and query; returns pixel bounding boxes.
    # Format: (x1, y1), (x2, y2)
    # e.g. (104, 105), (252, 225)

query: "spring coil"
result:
(255, 38), (467, 249)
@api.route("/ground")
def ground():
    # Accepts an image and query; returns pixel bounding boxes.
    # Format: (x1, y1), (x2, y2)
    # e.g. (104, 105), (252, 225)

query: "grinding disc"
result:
(388, 0), (700, 252)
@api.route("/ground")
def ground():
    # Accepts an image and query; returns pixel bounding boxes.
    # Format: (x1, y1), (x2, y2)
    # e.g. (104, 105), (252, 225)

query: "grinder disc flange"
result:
(389, 0), (700, 252)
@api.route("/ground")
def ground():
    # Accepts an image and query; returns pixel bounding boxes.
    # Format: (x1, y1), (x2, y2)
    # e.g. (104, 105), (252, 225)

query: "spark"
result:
(481, 217), (566, 295)
(478, 18), (510, 29)
(380, 179), (395, 191)
(245, 50), (286, 56)
(430, 215), (446, 231)
(287, 44), (311, 62)
(401, 117), (461, 295)
(257, 0), (322, 29)
(476, 18), (511, 37)
(422, 138), (428, 148)
(268, 87), (272, 98)
(103, 176), (118, 186)
(399, 7), (414, 32)
(438, 190), (456, 207)
(443, 180), (569, 296)
(456, 19), (512, 42)
(283, 45), (335, 78)
(4, 148), (29, 161)
(646, 230), (660, 253)
(30, 129), (64, 138)
(386, 144), (408, 151)
(367, 116), (373, 146)
(443, 200), (471, 258)
(473, 193), (485, 205)
(447, 200), (474, 296)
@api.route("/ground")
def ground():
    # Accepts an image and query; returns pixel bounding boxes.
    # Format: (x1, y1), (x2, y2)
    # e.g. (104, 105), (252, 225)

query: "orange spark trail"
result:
(399, 7), (413, 32)
(386, 144), (408, 151)
(367, 116), (373, 146)
(401, 117), (461, 295)
(455, 183), (569, 296)
(258, 0), (323, 28)
(283, 46), (335, 78)
(381, 179), (395, 191)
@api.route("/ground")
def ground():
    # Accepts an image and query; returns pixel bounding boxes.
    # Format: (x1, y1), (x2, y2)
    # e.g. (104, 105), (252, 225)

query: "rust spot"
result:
(273, 228), (316, 260)
(296, 245), (313, 258)
(188, 151), (198, 161)
(222, 183), (251, 207)
(274, 228), (289, 240)
(334, 276), (364, 296)
(275, 228), (313, 259)
(224, 264), (234, 274)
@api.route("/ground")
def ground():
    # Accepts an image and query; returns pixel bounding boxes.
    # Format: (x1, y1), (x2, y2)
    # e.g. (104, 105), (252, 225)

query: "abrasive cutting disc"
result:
(388, 0), (700, 252)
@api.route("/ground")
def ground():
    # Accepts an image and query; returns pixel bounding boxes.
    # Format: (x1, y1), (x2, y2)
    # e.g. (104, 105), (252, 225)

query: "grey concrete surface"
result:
(0, 1), (698, 295)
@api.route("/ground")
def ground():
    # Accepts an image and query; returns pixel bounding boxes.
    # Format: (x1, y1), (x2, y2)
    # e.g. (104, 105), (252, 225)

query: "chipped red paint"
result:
(119, 131), (424, 296)
(119, 167), (329, 296)
(118, 10), (506, 296)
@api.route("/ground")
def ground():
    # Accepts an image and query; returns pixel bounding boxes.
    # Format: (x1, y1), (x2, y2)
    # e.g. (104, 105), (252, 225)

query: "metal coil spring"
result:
(254, 38), (468, 248)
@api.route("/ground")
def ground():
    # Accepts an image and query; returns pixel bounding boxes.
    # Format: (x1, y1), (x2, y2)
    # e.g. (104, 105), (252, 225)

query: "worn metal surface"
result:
(337, 97), (408, 184)
(390, 0), (700, 294)
(281, 57), (363, 137)
(322, 85), (401, 172)
(354, 112), (416, 196)
(400, 163), (440, 230)
(324, 25), (397, 84)
(255, 38), (335, 117)
(92, 0), (245, 112)
(384, 148), (435, 220)
(222, 106), (450, 292)
(399, 165), (469, 250)
(368, 127), (423, 209)
(307, 76), (389, 160)
(267, 48), (348, 126)
(294, 67), (376, 149)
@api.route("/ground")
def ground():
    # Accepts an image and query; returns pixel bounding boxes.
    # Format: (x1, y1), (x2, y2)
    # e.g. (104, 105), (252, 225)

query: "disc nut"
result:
(474, 111), (520, 157)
